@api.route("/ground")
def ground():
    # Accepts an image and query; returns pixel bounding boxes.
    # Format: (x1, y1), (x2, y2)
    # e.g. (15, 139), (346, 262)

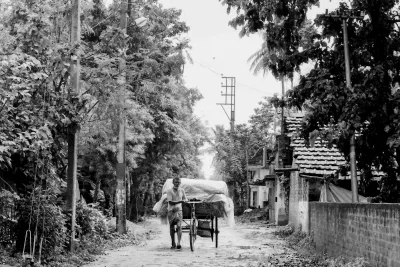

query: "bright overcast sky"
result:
(105, 0), (342, 178)
(103, 0), (342, 129)
(156, 0), (341, 178)
(159, 0), (280, 129)
(157, 0), (342, 130)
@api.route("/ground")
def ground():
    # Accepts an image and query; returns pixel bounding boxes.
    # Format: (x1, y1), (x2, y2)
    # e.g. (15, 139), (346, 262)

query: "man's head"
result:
(172, 177), (181, 189)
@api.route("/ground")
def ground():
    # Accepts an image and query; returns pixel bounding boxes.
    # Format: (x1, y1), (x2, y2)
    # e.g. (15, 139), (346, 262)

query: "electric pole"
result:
(275, 75), (285, 170)
(321, 9), (364, 203)
(217, 76), (237, 202)
(246, 146), (249, 208)
(67, 0), (81, 252)
(115, 0), (128, 234)
(217, 76), (236, 133)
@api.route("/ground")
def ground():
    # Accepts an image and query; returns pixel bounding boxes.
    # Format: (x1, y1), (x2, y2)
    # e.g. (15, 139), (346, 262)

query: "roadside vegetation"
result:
(0, 0), (204, 265)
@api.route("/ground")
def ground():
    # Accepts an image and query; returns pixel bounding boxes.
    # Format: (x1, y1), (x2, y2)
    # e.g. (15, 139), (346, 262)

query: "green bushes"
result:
(0, 189), (19, 247)
(16, 192), (111, 263)
(75, 202), (108, 239)
(16, 190), (68, 259)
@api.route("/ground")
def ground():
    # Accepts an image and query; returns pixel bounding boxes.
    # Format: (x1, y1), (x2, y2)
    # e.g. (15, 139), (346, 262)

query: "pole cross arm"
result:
(320, 9), (365, 20)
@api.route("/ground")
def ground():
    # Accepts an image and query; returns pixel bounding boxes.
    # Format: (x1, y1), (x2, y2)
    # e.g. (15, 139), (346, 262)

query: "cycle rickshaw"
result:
(154, 178), (234, 252)
(182, 199), (221, 251)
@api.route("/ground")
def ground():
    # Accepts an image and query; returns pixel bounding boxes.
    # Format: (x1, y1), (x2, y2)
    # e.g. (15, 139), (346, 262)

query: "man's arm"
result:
(182, 189), (188, 202)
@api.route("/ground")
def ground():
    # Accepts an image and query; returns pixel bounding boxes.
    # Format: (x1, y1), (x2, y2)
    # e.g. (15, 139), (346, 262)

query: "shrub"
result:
(75, 202), (109, 239)
(16, 190), (68, 260)
(0, 189), (19, 247)
(273, 225), (294, 238)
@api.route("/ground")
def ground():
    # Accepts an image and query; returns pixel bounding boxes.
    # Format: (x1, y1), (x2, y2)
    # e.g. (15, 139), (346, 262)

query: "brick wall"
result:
(309, 203), (400, 267)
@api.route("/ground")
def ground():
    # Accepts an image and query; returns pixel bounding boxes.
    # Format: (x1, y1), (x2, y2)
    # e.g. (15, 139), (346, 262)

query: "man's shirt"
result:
(167, 187), (187, 212)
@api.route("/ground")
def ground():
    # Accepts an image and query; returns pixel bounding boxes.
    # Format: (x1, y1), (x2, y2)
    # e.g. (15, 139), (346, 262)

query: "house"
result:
(245, 141), (288, 225)
(285, 112), (384, 232)
(247, 109), (357, 227)
(247, 147), (270, 209)
(246, 108), (295, 226)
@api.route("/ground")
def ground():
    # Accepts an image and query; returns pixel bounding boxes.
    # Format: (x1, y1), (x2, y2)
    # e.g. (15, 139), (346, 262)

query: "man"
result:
(166, 177), (187, 250)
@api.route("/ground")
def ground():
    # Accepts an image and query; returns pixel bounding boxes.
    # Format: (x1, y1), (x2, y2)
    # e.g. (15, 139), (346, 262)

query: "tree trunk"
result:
(126, 172), (131, 219)
(129, 174), (143, 221)
(93, 176), (101, 203)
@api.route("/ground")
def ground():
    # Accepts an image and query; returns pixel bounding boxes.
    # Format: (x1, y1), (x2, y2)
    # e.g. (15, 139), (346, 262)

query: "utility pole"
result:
(280, 76), (285, 137)
(217, 76), (236, 133)
(67, 0), (80, 252)
(275, 75), (285, 169)
(115, 0), (128, 234)
(321, 9), (364, 203)
(217, 76), (237, 202)
(246, 146), (249, 208)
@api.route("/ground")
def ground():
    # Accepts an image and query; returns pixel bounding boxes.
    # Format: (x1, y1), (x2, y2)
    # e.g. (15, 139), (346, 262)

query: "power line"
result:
(191, 59), (276, 96)
(192, 59), (221, 76)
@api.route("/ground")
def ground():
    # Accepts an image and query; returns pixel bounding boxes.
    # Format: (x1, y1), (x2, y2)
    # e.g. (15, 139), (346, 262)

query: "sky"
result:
(159, 0), (281, 128)
(156, 0), (342, 178)
(105, 0), (342, 178)
(157, 0), (342, 129)
(157, 0), (285, 179)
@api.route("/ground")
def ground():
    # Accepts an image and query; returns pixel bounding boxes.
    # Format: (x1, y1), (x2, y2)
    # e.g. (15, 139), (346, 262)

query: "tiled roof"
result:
(285, 113), (384, 180)
(286, 113), (345, 177)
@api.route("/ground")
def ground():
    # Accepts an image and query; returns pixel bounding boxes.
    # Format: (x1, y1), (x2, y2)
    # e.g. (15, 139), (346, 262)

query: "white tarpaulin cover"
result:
(319, 183), (368, 203)
(153, 178), (235, 226)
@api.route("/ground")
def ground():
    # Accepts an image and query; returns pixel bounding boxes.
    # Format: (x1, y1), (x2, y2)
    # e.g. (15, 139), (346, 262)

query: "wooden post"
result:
(67, 0), (81, 252)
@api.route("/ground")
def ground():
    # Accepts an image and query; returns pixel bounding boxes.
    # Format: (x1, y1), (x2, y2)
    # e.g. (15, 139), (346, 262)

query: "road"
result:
(83, 218), (293, 267)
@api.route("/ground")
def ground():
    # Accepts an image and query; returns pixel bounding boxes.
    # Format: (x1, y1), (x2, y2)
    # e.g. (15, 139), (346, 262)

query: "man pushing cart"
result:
(153, 178), (235, 251)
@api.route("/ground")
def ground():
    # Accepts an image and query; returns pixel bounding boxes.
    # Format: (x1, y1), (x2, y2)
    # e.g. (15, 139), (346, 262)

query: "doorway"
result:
(252, 191), (257, 207)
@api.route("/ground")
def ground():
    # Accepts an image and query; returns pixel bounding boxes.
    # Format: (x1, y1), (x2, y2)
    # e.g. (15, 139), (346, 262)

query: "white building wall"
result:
(288, 160), (310, 232)
(274, 175), (289, 225)
(249, 185), (269, 208)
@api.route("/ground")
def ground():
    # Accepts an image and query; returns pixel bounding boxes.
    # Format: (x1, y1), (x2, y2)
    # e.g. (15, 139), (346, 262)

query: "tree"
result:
(75, 0), (208, 220)
(286, 2), (400, 202)
(0, 0), (207, 229)
(220, 0), (400, 202)
(220, 0), (319, 79)
(210, 98), (276, 207)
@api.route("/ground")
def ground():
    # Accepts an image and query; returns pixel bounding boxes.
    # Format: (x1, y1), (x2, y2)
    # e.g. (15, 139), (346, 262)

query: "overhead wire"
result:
(102, 1), (275, 96)
(190, 59), (277, 97)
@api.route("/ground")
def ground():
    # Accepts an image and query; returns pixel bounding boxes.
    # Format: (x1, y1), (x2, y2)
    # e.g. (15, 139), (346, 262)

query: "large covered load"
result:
(153, 178), (235, 226)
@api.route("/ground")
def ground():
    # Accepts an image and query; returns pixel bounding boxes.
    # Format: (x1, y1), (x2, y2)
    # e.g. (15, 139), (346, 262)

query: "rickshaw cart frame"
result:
(181, 201), (220, 251)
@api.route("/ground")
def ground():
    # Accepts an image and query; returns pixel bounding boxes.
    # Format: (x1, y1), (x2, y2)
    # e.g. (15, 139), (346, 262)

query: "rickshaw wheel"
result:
(189, 218), (196, 251)
(215, 217), (218, 248)
(210, 217), (214, 242)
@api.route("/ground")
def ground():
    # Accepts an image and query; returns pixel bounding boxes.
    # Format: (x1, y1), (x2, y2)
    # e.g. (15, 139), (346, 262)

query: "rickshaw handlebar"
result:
(186, 198), (204, 204)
